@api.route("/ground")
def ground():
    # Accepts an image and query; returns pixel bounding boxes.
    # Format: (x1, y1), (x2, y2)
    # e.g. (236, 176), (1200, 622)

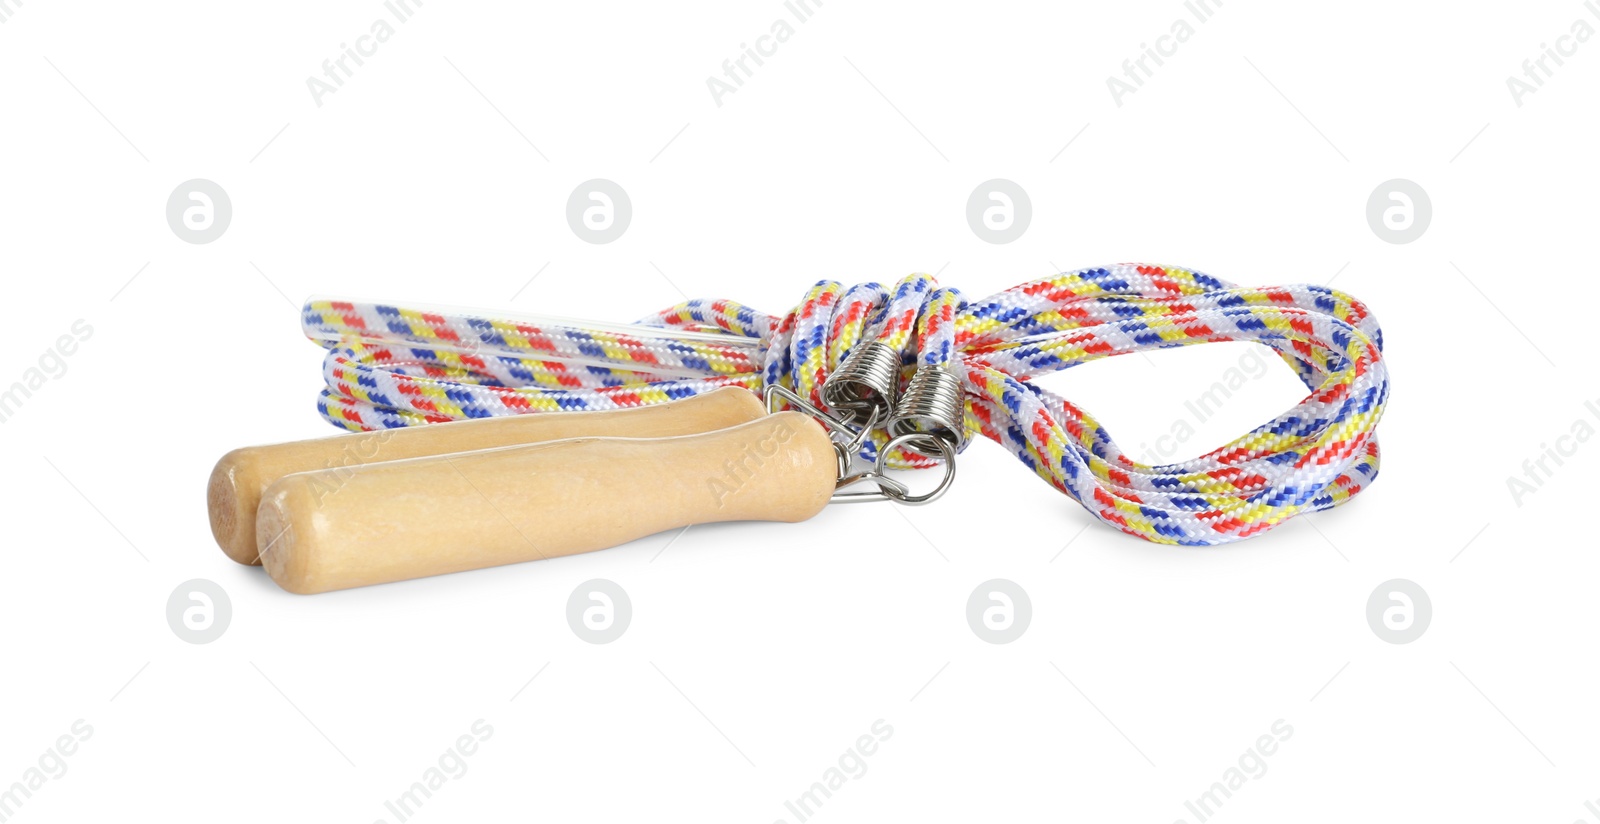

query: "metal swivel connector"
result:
(820, 340), (900, 427)
(887, 365), (968, 450)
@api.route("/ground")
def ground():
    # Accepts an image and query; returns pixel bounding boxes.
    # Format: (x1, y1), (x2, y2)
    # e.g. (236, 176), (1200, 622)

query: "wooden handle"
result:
(257, 412), (837, 594)
(208, 387), (766, 566)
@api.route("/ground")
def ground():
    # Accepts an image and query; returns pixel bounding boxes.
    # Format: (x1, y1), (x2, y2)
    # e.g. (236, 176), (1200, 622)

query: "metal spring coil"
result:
(888, 366), (967, 449)
(820, 339), (901, 424)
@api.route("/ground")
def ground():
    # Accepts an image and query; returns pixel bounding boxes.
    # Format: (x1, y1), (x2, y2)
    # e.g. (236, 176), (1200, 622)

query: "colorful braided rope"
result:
(301, 263), (1387, 545)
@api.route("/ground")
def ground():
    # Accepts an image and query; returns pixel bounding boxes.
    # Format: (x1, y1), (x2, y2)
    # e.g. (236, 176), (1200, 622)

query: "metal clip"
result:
(764, 384), (861, 444)
(763, 382), (956, 506)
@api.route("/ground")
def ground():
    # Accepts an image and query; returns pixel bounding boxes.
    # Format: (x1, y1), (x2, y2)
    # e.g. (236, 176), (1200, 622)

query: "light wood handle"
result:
(208, 387), (766, 565)
(257, 412), (837, 594)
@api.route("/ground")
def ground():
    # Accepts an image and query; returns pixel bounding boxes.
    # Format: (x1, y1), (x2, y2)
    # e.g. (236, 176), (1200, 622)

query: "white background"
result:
(2, 0), (1597, 821)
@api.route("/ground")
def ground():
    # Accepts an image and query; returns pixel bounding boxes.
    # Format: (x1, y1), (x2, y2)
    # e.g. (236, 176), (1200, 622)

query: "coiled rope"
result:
(301, 264), (1387, 545)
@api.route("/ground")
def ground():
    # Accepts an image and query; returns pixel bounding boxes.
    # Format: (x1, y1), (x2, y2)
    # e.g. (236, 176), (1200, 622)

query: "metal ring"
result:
(874, 433), (957, 505)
